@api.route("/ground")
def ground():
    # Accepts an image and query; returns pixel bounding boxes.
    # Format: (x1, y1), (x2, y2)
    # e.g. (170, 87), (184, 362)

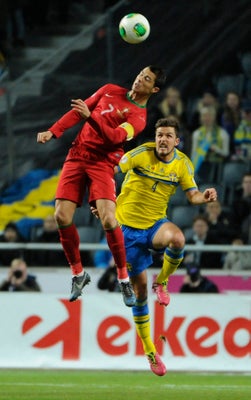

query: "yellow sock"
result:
(133, 314), (156, 355)
(156, 247), (184, 284)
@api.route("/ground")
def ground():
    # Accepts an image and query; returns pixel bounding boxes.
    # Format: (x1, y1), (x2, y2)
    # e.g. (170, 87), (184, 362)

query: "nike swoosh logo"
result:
(105, 94), (113, 97)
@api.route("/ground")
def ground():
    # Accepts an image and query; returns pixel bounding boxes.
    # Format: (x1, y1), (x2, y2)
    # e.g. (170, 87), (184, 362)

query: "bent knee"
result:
(100, 212), (117, 230)
(54, 208), (72, 226)
(171, 230), (185, 249)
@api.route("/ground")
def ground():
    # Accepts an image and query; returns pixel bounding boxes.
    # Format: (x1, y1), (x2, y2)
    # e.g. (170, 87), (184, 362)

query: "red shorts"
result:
(56, 158), (116, 206)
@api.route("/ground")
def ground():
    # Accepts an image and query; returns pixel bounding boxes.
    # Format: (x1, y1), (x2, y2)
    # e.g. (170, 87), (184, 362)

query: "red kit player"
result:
(37, 65), (166, 306)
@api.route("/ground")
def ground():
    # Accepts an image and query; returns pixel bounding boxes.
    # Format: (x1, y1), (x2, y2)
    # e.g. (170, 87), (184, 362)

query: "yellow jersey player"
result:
(115, 117), (217, 376)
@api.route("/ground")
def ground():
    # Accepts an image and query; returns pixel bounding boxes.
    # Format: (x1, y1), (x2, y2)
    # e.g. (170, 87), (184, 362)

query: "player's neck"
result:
(156, 149), (175, 163)
(128, 90), (149, 106)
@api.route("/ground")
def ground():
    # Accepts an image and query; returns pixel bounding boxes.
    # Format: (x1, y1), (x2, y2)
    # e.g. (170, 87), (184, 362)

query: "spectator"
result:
(189, 89), (220, 131)
(143, 86), (186, 141)
(191, 105), (230, 182)
(97, 265), (120, 292)
(223, 237), (251, 270)
(219, 91), (242, 154)
(179, 263), (219, 293)
(0, 222), (26, 266)
(94, 236), (120, 292)
(185, 215), (225, 269)
(29, 214), (66, 266)
(234, 99), (251, 162)
(232, 172), (251, 242)
(0, 258), (41, 291)
(204, 200), (237, 242)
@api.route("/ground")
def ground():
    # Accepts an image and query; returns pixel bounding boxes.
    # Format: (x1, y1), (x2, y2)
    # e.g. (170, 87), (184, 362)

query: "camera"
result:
(186, 264), (200, 282)
(13, 270), (23, 279)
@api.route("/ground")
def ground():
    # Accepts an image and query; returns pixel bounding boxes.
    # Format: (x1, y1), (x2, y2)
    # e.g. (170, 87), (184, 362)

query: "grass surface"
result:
(0, 370), (251, 400)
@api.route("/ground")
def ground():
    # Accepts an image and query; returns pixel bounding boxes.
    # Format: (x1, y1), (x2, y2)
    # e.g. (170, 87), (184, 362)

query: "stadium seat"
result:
(77, 226), (101, 243)
(170, 205), (200, 229)
(73, 205), (92, 227)
(183, 227), (194, 241)
(214, 74), (245, 100)
(221, 161), (248, 205)
(169, 186), (188, 207)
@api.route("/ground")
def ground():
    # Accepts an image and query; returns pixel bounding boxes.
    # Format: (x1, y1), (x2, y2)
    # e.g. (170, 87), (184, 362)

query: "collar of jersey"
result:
(154, 148), (176, 163)
(126, 92), (146, 108)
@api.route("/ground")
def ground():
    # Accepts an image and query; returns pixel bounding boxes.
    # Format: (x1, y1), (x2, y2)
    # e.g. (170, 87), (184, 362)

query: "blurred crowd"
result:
(0, 87), (250, 272)
(140, 86), (251, 171)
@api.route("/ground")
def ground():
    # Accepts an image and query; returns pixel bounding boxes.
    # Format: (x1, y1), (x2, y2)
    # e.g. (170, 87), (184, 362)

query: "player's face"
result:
(155, 126), (180, 160)
(131, 67), (159, 95)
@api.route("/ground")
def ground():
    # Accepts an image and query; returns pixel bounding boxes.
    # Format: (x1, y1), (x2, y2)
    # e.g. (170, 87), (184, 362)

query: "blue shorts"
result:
(121, 218), (169, 277)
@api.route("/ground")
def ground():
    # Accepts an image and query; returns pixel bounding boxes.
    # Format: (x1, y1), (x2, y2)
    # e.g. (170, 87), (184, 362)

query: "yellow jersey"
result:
(116, 142), (197, 229)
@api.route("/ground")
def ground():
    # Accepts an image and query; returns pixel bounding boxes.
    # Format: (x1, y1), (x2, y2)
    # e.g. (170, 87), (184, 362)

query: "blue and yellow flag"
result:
(0, 169), (61, 239)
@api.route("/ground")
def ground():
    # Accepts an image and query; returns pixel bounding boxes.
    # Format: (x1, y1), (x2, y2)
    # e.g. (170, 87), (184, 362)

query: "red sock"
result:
(105, 226), (128, 280)
(58, 224), (83, 275)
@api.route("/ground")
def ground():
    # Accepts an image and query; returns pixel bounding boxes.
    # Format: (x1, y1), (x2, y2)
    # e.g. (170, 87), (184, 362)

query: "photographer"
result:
(0, 258), (41, 292)
(179, 263), (219, 293)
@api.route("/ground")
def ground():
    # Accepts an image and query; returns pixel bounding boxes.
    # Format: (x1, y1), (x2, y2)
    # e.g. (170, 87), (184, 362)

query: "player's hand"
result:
(90, 206), (100, 219)
(71, 99), (91, 119)
(203, 188), (217, 202)
(37, 130), (53, 143)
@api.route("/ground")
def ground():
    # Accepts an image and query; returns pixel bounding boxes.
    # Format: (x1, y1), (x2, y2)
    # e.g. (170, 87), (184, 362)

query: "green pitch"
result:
(0, 370), (250, 400)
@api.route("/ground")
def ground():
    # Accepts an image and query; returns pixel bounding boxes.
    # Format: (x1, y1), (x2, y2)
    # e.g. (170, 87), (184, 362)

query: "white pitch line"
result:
(1, 383), (251, 391)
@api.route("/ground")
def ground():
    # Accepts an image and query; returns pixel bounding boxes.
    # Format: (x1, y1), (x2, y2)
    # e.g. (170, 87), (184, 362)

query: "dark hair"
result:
(242, 172), (251, 181)
(148, 65), (166, 89)
(192, 214), (209, 225)
(4, 222), (19, 232)
(155, 117), (180, 137)
(186, 263), (201, 282)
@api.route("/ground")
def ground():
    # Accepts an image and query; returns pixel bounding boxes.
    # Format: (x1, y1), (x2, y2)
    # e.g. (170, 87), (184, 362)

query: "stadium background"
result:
(0, 0), (250, 377)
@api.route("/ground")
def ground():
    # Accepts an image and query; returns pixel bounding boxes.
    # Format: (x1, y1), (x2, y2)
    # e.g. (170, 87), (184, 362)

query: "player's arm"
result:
(38, 86), (106, 142)
(88, 114), (137, 144)
(37, 108), (84, 142)
(186, 188), (217, 204)
(181, 156), (217, 204)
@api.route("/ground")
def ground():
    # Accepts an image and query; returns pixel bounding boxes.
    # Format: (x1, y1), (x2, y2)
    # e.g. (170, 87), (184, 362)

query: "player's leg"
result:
(127, 243), (166, 376)
(55, 161), (90, 301)
(151, 221), (185, 306)
(131, 275), (166, 376)
(96, 198), (135, 307)
(55, 199), (91, 301)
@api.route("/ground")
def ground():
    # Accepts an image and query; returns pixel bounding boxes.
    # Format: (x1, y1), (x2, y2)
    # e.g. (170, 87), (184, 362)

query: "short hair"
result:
(155, 117), (180, 137)
(242, 172), (251, 180)
(193, 214), (209, 225)
(148, 65), (166, 89)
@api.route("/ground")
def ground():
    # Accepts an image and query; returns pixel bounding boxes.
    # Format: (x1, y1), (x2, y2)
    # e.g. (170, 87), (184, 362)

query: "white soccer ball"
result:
(119, 13), (150, 44)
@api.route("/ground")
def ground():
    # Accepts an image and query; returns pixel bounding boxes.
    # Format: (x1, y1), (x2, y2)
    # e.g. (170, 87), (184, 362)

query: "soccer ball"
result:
(119, 13), (150, 44)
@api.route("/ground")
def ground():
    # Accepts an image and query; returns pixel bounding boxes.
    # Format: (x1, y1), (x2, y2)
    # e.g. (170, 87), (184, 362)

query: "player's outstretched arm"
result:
(37, 130), (54, 144)
(186, 188), (217, 205)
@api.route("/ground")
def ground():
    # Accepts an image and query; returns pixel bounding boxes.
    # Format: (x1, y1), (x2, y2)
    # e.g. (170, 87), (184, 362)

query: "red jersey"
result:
(49, 84), (147, 165)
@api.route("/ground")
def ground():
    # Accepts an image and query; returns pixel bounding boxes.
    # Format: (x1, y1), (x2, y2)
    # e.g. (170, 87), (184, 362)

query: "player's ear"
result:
(152, 86), (160, 94)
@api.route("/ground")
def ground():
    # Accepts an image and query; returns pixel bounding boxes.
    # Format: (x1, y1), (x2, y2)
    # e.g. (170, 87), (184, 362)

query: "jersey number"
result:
(152, 182), (159, 192)
(101, 104), (114, 115)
